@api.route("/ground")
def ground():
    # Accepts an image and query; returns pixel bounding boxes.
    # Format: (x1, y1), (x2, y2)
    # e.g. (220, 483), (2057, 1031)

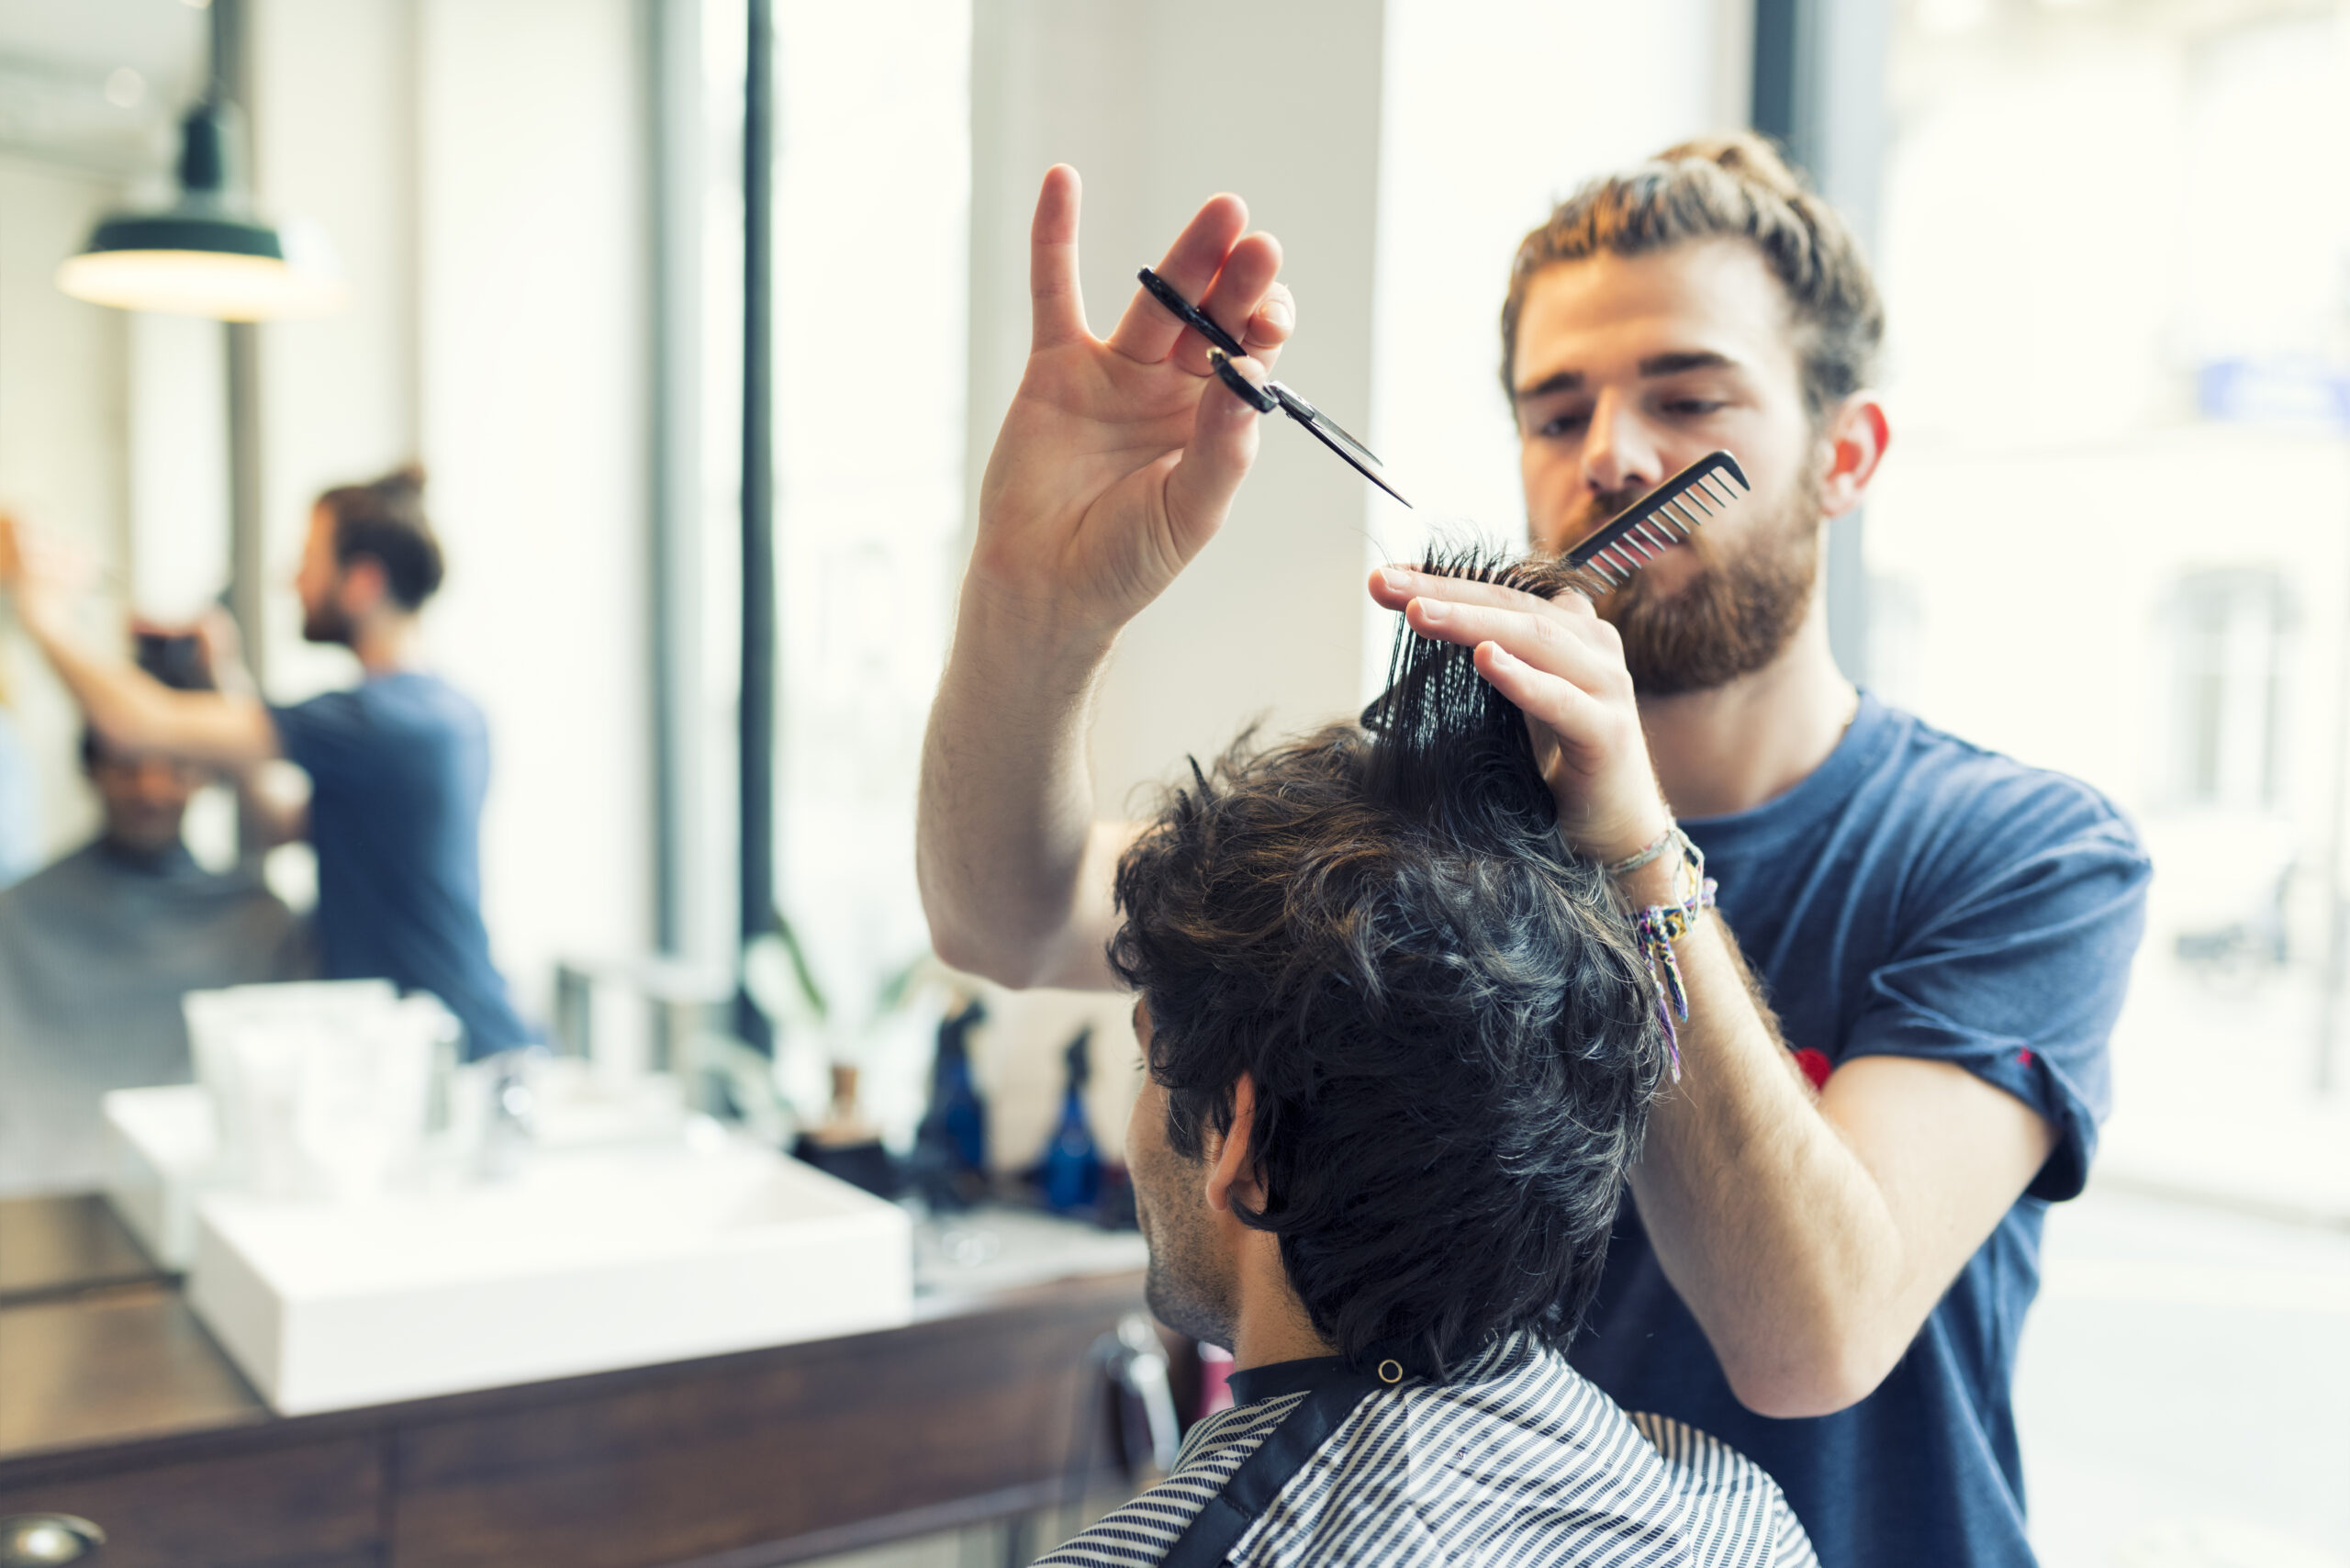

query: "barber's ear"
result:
(1203, 1074), (1262, 1214)
(1818, 393), (1889, 521)
(338, 555), (390, 615)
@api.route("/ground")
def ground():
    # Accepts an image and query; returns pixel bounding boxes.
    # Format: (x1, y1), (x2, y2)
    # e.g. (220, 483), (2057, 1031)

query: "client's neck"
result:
(101, 834), (186, 869)
(1229, 1238), (1340, 1371)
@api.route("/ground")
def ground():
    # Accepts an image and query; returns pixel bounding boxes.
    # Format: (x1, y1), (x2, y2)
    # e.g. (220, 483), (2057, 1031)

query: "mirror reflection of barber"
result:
(0, 465), (531, 1070)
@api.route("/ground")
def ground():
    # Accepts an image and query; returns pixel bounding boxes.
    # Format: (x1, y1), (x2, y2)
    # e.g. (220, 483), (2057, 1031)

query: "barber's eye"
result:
(1536, 411), (1590, 438)
(1664, 398), (1727, 417)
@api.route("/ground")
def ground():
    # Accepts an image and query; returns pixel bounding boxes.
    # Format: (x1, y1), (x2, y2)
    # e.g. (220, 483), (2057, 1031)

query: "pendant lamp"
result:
(56, 98), (343, 321)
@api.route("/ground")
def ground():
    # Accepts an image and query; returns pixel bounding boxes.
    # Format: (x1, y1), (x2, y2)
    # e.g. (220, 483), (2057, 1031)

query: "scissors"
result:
(1136, 266), (1411, 509)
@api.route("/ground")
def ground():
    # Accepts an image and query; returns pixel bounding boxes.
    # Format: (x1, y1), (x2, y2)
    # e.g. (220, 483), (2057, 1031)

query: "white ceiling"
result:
(0, 0), (208, 176)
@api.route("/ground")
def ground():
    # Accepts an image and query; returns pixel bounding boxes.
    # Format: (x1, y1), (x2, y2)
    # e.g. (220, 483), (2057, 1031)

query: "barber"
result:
(0, 465), (530, 1059)
(919, 145), (2146, 1568)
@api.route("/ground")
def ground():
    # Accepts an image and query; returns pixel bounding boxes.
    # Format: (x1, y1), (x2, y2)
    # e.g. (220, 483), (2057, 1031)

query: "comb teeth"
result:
(1561, 450), (1750, 599)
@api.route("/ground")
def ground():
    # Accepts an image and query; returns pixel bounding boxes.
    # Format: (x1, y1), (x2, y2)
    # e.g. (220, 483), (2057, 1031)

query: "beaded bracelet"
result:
(1605, 821), (1684, 878)
(1631, 835), (1717, 1084)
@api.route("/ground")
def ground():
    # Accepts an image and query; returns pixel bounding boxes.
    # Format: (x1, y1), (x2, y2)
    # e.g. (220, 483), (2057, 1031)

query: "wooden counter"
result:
(0, 1194), (1146, 1567)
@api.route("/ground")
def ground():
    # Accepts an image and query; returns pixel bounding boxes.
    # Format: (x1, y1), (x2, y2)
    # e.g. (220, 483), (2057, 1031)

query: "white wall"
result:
(1365, 0), (1740, 697)
(249, 0), (419, 704)
(769, 0), (971, 1138)
(246, 0), (653, 1025)
(962, 0), (1390, 1162)
(0, 154), (131, 862)
(413, 0), (652, 1016)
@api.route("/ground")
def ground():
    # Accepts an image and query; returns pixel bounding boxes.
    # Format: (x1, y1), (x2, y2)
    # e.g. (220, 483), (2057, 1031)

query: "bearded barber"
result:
(920, 140), (2146, 1568)
(1, 467), (531, 1060)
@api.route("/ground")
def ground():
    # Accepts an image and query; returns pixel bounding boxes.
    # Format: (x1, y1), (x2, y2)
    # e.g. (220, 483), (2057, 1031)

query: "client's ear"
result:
(1203, 1073), (1262, 1214)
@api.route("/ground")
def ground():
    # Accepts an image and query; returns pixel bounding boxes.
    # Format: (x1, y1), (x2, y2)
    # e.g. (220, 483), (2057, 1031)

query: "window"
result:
(2163, 569), (2292, 814)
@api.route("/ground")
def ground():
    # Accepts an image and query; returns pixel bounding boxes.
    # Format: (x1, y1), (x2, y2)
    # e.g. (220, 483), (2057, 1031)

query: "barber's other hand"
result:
(970, 165), (1293, 645)
(0, 513), (84, 640)
(1368, 568), (1671, 866)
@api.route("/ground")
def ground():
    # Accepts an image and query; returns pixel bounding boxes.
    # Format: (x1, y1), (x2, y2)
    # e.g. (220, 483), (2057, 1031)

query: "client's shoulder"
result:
(1031, 1394), (1304, 1568)
(1382, 1337), (1818, 1565)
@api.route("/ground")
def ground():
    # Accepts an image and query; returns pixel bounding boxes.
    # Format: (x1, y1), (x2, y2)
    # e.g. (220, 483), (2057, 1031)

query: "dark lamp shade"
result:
(57, 208), (346, 321)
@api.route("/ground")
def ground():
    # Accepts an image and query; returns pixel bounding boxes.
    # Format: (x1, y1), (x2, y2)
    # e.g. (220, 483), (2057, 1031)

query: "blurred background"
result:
(0, 0), (2344, 1563)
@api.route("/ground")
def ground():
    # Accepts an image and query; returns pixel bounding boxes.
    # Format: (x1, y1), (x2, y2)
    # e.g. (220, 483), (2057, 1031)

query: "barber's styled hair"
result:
(318, 463), (444, 610)
(1110, 550), (1664, 1377)
(1500, 131), (1884, 423)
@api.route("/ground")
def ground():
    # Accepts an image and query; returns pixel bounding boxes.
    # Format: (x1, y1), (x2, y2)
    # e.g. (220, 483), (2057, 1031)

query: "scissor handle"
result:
(1208, 350), (1279, 413)
(1136, 267), (1247, 358)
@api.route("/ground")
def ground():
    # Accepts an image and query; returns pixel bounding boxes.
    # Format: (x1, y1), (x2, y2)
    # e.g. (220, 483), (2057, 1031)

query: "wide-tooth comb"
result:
(1561, 450), (1749, 598)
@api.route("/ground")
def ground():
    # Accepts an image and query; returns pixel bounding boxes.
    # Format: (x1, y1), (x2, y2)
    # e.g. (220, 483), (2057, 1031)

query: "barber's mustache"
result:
(1560, 486), (1654, 553)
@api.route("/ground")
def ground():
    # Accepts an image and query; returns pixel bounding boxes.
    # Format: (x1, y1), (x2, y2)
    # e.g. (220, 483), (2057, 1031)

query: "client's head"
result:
(1110, 551), (1664, 1377)
(298, 463), (443, 646)
(84, 633), (215, 857)
(83, 734), (203, 857)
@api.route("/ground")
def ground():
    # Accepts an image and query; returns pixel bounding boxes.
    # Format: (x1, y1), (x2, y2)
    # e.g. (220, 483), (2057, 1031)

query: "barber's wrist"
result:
(952, 578), (1121, 687)
(1611, 852), (1689, 911)
(1573, 807), (1674, 870)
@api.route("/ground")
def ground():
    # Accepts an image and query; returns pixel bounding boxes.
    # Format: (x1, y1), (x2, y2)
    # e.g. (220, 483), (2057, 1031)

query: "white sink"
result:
(186, 1137), (912, 1414)
(104, 1083), (221, 1269)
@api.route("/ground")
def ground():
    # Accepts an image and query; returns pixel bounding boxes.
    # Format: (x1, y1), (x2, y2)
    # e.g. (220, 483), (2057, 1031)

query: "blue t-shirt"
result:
(271, 673), (529, 1058)
(1570, 694), (2150, 1568)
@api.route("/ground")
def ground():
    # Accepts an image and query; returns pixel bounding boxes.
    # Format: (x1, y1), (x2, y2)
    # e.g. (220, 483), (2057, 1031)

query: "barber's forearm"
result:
(916, 586), (1119, 990)
(28, 617), (276, 767)
(29, 620), (163, 746)
(1623, 884), (1914, 1417)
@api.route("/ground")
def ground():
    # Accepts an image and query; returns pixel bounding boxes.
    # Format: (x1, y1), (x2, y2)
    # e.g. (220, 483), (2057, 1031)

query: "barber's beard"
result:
(1573, 471), (1821, 697)
(301, 599), (354, 647)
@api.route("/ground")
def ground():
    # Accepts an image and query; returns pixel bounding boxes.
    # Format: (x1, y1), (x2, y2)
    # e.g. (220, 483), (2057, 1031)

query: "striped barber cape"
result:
(1037, 1331), (1817, 1567)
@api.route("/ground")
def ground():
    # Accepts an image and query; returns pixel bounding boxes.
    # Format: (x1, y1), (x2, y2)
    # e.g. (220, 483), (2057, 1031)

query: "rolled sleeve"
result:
(1844, 820), (2150, 1202)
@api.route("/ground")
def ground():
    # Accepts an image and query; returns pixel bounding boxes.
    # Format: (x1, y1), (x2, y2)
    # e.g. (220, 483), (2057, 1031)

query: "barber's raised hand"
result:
(1370, 569), (1672, 866)
(0, 512), (84, 640)
(971, 165), (1292, 644)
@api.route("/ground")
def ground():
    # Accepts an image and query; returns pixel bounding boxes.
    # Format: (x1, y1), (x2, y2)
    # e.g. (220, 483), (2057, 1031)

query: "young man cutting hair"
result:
(922, 139), (2147, 1566)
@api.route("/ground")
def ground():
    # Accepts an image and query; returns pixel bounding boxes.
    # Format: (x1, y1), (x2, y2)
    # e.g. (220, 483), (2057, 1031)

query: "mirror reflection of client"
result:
(1038, 562), (1816, 1566)
(0, 465), (531, 1063)
(0, 646), (309, 1194)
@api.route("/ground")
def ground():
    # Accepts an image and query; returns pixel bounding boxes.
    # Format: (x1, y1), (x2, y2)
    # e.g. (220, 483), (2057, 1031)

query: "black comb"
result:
(1561, 450), (1749, 598)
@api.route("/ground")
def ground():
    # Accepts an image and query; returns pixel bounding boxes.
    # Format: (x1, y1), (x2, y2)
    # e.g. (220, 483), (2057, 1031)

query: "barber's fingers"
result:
(1029, 165), (1091, 352)
(1240, 280), (1296, 373)
(1160, 356), (1265, 557)
(1402, 596), (1627, 697)
(1472, 641), (1617, 757)
(1370, 564), (1601, 622)
(1104, 194), (1249, 363)
(1176, 231), (1283, 375)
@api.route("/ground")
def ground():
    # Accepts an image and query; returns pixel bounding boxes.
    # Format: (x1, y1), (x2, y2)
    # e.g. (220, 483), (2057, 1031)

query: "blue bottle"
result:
(912, 997), (990, 1210)
(1040, 1025), (1102, 1215)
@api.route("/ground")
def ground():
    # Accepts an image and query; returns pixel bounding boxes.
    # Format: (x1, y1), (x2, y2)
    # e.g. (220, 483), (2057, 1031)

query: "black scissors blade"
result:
(1265, 383), (1411, 509)
(1150, 266), (1412, 509)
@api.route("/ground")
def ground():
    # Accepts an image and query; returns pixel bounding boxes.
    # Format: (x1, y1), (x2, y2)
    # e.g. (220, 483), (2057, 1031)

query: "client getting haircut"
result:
(1110, 550), (1665, 1378)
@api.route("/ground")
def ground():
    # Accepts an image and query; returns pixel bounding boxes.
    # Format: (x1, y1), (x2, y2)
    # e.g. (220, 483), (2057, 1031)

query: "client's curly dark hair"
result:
(1109, 549), (1665, 1377)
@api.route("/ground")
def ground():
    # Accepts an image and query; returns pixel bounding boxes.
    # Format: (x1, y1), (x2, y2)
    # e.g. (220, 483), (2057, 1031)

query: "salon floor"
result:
(800, 1182), (2350, 1568)
(2016, 1182), (2350, 1568)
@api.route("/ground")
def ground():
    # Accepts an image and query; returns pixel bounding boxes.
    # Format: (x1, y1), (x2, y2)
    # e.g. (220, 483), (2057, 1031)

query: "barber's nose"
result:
(1581, 390), (1662, 496)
